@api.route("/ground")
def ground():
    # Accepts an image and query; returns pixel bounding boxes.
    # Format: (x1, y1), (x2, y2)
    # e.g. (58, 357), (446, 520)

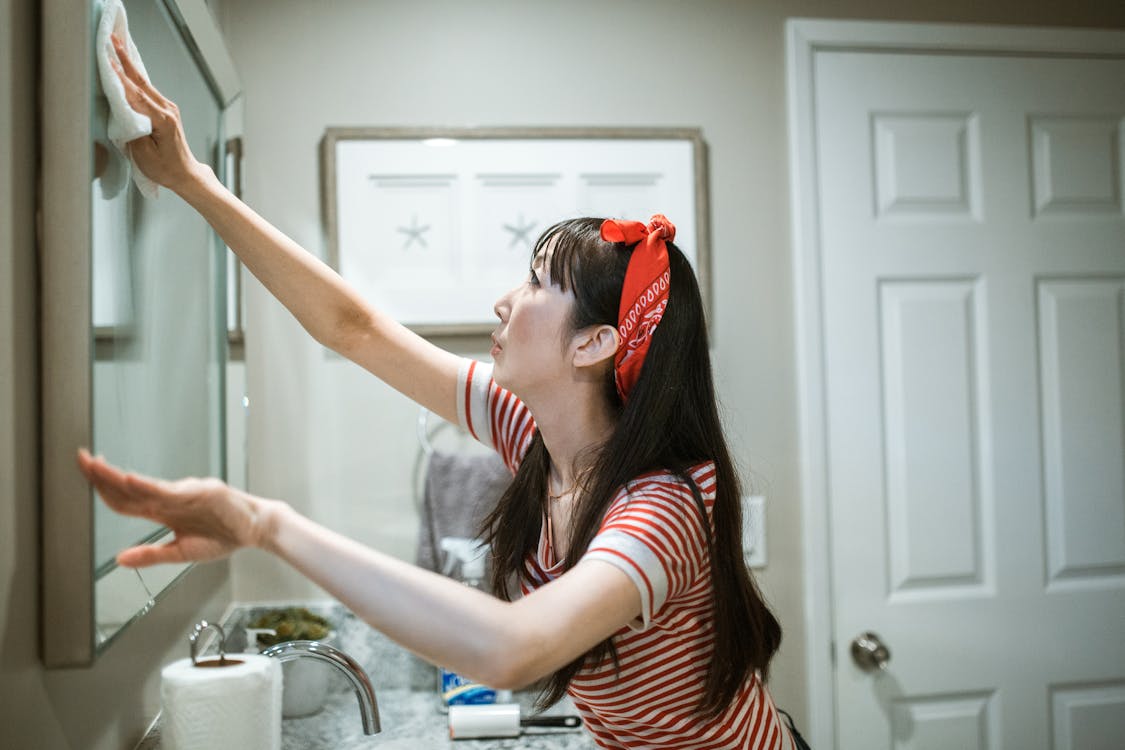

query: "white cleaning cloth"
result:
(95, 0), (159, 199)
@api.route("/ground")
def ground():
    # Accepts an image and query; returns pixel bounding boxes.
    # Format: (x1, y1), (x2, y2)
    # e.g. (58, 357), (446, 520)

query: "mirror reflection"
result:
(90, 0), (226, 646)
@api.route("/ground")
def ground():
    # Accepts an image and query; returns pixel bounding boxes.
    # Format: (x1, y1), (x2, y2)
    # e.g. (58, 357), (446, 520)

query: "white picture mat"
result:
(334, 138), (698, 330)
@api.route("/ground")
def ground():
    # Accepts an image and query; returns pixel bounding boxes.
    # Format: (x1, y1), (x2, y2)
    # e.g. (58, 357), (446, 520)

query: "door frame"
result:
(786, 18), (1125, 749)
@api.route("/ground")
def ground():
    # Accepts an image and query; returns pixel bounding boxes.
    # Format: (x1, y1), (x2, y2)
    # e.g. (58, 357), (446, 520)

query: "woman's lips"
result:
(490, 335), (501, 357)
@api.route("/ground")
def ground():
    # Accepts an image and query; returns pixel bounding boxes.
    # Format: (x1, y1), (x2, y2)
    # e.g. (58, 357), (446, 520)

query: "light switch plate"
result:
(742, 495), (766, 568)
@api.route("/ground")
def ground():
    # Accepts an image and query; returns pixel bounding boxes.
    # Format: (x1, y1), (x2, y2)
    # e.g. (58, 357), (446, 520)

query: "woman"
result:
(81, 35), (797, 749)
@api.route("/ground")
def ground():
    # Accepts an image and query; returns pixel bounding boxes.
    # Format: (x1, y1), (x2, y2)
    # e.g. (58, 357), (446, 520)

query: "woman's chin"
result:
(491, 362), (518, 394)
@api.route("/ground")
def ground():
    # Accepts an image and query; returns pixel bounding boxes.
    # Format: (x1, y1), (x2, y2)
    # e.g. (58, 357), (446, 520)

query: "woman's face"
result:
(490, 239), (577, 396)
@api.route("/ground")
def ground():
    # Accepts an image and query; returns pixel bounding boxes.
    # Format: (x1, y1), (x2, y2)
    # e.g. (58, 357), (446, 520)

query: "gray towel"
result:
(415, 451), (513, 574)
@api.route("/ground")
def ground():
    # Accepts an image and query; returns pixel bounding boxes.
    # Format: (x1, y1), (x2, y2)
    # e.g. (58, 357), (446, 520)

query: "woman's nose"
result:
(493, 289), (512, 322)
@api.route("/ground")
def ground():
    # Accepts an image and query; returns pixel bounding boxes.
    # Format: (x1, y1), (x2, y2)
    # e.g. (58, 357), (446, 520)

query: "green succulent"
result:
(249, 607), (331, 647)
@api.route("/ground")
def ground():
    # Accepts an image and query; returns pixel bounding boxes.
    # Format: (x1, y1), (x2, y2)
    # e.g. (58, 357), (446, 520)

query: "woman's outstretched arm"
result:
(108, 36), (462, 423)
(78, 450), (641, 690)
(175, 165), (462, 420)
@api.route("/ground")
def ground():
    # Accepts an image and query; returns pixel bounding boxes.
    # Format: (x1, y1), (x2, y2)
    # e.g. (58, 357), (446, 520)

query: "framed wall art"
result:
(321, 127), (710, 336)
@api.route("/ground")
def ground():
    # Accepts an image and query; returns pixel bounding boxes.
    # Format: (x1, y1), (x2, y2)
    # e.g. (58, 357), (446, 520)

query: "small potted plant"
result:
(248, 607), (336, 718)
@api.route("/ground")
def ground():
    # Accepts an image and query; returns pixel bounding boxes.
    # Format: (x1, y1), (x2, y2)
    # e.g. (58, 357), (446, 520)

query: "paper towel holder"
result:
(189, 620), (243, 668)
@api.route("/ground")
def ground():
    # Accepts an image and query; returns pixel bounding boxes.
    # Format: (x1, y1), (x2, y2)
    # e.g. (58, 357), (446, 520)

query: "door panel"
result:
(815, 50), (1125, 750)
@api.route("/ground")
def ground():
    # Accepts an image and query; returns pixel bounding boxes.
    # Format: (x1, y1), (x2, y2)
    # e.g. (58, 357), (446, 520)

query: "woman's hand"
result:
(76, 448), (279, 568)
(108, 34), (207, 193)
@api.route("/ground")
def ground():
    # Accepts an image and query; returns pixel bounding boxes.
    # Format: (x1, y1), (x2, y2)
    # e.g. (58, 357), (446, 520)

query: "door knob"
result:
(850, 631), (891, 672)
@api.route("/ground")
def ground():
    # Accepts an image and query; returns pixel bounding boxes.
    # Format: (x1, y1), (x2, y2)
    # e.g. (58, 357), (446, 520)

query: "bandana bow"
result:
(600, 214), (675, 403)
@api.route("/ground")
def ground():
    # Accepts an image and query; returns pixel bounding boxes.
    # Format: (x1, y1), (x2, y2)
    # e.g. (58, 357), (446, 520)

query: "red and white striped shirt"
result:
(457, 359), (796, 750)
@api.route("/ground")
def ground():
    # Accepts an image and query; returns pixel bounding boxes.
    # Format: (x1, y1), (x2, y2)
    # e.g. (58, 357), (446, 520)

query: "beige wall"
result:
(5, 1), (1124, 748)
(217, 0), (1125, 728)
(0, 1), (232, 748)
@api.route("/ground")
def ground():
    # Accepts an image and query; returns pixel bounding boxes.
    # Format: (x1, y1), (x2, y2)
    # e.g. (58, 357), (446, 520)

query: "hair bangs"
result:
(530, 218), (606, 293)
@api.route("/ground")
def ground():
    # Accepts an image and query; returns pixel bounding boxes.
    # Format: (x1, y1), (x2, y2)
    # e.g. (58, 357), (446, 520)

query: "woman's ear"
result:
(572, 324), (620, 369)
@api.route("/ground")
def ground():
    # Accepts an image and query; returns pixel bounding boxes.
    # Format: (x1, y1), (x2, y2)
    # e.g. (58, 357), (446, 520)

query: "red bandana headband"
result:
(600, 214), (675, 403)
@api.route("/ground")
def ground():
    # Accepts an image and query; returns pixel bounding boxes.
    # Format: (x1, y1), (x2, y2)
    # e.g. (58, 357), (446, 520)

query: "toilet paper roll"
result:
(161, 653), (282, 750)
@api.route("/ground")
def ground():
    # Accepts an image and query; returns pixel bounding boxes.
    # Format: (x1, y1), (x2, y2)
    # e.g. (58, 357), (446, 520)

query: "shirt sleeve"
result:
(456, 358), (536, 474)
(581, 476), (711, 631)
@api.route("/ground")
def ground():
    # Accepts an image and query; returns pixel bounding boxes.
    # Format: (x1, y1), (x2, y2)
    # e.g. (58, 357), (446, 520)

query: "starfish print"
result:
(502, 212), (537, 250)
(397, 214), (431, 250)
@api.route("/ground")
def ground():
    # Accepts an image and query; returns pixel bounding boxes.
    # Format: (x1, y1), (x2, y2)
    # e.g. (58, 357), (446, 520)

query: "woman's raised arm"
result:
(177, 166), (463, 421)
(108, 36), (462, 423)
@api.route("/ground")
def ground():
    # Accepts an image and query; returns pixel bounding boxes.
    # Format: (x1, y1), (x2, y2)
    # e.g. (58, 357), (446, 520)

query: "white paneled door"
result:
(815, 51), (1125, 749)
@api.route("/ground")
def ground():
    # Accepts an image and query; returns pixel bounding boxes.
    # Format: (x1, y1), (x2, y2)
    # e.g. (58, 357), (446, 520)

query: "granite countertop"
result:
(137, 603), (597, 750)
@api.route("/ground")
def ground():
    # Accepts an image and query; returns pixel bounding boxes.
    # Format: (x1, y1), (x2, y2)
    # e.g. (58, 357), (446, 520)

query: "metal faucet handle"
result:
(261, 639), (381, 736)
(189, 620), (228, 665)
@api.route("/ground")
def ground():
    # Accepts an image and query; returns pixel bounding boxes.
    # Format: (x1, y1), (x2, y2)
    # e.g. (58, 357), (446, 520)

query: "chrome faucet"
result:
(261, 640), (381, 735)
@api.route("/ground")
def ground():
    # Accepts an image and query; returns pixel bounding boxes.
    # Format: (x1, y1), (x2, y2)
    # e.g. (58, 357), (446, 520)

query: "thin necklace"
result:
(548, 485), (575, 502)
(547, 472), (587, 502)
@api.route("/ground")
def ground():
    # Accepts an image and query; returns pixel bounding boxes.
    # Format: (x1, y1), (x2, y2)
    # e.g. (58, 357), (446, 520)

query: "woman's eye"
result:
(528, 270), (540, 286)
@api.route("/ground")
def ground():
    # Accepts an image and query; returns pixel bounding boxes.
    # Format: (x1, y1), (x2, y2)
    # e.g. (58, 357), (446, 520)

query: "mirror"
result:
(41, 0), (241, 667)
(90, 0), (225, 649)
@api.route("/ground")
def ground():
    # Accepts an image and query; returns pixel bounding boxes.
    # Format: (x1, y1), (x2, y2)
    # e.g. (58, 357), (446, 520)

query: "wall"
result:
(2, 1), (1122, 747)
(0, 1), (233, 748)
(214, 0), (1125, 727)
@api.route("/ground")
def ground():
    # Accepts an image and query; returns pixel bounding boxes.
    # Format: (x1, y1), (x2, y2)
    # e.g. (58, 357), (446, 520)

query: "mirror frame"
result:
(40, 0), (241, 668)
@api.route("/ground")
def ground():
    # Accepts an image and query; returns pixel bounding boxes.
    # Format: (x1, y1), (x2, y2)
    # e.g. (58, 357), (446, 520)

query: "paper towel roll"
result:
(161, 653), (282, 750)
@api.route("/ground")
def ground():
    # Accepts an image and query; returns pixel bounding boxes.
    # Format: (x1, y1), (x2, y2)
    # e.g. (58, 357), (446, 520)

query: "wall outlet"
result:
(742, 495), (766, 568)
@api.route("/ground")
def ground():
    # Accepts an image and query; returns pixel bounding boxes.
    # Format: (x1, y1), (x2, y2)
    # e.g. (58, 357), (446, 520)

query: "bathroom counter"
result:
(136, 603), (597, 750)
(276, 687), (595, 750)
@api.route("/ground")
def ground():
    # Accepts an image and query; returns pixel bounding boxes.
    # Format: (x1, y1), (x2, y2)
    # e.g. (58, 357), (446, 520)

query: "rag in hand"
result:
(95, 0), (159, 199)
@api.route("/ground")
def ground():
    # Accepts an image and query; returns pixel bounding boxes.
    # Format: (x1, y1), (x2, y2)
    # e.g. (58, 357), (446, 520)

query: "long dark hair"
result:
(480, 217), (781, 717)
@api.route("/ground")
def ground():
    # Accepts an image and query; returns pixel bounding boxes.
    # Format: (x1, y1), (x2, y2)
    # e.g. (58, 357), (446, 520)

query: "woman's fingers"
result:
(117, 538), (205, 567)
(117, 542), (185, 568)
(104, 35), (199, 191)
(110, 35), (171, 108)
(114, 36), (177, 115)
(109, 53), (162, 119)
(108, 37), (175, 140)
(123, 469), (173, 498)
(76, 449), (159, 519)
(76, 446), (96, 473)
(77, 449), (248, 568)
(109, 36), (142, 85)
(118, 533), (233, 568)
(76, 448), (130, 503)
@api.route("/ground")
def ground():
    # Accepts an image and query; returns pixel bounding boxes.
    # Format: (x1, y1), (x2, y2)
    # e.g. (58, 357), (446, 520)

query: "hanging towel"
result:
(415, 451), (513, 576)
(94, 0), (159, 199)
